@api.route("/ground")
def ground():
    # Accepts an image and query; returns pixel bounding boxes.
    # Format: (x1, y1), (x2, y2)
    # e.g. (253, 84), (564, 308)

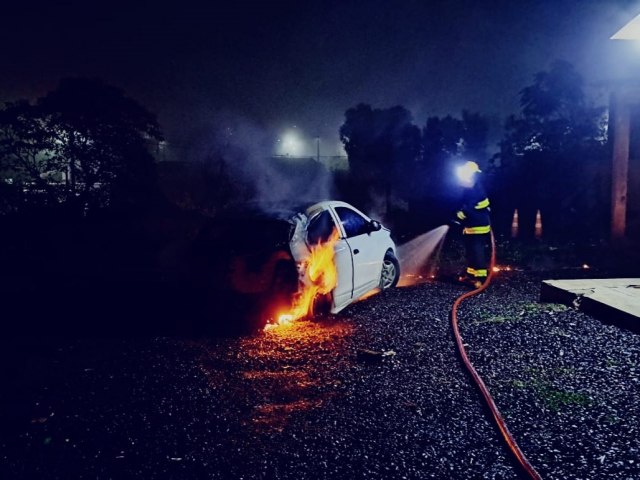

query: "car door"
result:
(332, 206), (382, 299)
(305, 208), (354, 311)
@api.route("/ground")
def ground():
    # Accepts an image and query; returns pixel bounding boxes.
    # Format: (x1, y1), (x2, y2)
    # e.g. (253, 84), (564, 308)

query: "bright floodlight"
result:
(278, 130), (304, 156)
(455, 161), (480, 185)
(611, 14), (640, 39)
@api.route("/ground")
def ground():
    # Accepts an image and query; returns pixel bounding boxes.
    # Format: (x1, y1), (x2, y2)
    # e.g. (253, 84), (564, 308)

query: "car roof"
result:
(306, 200), (371, 220)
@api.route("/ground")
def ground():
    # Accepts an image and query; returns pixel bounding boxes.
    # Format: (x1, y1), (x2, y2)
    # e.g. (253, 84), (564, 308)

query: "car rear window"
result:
(307, 210), (336, 245)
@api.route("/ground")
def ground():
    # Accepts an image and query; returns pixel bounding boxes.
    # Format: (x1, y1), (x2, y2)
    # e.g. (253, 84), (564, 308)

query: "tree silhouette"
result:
(497, 60), (607, 239)
(461, 111), (489, 161)
(0, 101), (62, 208)
(418, 111), (489, 203)
(339, 104), (420, 214)
(503, 60), (604, 156)
(0, 78), (162, 215)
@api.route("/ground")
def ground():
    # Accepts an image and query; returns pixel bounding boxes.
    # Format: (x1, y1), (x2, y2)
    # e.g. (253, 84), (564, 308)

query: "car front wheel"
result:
(380, 251), (400, 289)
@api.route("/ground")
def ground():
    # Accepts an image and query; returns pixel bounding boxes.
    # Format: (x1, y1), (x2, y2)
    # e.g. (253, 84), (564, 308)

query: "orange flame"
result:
(265, 228), (340, 330)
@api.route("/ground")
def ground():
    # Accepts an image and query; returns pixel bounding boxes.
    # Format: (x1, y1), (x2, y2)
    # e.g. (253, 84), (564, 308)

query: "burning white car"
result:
(271, 201), (399, 327)
(192, 200), (399, 332)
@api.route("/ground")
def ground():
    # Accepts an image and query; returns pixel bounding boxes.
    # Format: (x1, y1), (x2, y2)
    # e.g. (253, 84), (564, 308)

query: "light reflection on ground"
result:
(197, 318), (354, 432)
(397, 274), (437, 287)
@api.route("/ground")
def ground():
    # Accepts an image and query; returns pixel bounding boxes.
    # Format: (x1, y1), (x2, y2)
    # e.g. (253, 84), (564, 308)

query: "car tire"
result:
(380, 251), (400, 289)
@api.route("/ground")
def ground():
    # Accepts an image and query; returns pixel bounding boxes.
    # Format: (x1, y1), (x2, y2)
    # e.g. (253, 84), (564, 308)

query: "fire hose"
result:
(450, 230), (542, 480)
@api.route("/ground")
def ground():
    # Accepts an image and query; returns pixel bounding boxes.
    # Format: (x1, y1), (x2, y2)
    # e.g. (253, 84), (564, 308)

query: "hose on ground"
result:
(450, 230), (542, 480)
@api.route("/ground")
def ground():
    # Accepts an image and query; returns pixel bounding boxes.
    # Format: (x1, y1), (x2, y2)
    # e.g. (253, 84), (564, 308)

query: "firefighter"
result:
(452, 161), (491, 288)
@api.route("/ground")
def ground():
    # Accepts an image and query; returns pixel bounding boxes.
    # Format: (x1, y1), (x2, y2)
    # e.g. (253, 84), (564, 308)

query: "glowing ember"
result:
(265, 228), (340, 330)
(492, 265), (513, 272)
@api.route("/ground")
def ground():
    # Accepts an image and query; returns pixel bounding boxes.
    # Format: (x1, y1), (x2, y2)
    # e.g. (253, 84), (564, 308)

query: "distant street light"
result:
(278, 130), (304, 156)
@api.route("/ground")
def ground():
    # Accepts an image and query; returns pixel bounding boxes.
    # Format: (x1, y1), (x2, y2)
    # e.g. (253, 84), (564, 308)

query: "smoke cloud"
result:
(191, 112), (335, 211)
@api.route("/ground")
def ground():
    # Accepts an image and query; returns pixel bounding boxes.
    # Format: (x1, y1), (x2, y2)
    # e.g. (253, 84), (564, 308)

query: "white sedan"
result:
(289, 201), (400, 314)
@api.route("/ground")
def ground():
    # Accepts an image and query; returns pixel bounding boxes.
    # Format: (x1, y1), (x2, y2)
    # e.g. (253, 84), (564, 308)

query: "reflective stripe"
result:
(456, 211), (466, 220)
(463, 225), (491, 234)
(475, 198), (490, 209)
(466, 267), (488, 277)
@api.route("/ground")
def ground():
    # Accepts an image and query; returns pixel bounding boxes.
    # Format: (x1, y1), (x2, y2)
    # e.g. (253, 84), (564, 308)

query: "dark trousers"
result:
(464, 233), (490, 278)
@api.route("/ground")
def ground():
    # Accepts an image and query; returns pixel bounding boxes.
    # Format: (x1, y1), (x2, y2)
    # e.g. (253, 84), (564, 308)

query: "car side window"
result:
(335, 207), (369, 238)
(307, 210), (336, 245)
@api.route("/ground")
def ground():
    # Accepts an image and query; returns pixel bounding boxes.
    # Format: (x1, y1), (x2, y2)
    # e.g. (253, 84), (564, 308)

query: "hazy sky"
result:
(3, 0), (640, 157)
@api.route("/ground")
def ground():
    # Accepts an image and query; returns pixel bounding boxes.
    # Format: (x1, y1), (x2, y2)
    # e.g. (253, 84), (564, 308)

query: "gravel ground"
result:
(1, 272), (639, 479)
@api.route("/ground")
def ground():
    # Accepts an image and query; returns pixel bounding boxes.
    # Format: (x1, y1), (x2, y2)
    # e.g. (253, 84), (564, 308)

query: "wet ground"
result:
(1, 271), (639, 479)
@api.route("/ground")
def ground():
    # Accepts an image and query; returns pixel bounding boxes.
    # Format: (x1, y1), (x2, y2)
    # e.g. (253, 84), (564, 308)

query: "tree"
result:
(418, 111), (489, 203)
(422, 115), (463, 163)
(0, 78), (162, 215)
(422, 111), (489, 165)
(497, 60), (608, 239)
(503, 60), (605, 157)
(461, 111), (490, 161)
(0, 101), (63, 209)
(339, 104), (420, 214)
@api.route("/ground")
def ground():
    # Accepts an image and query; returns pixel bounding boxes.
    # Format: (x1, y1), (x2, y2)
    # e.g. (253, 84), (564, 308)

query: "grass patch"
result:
(521, 302), (568, 314)
(605, 357), (618, 368)
(471, 315), (513, 325)
(512, 379), (526, 388)
(513, 367), (591, 411)
(551, 328), (571, 337)
(471, 302), (569, 326)
(534, 384), (591, 411)
(603, 414), (621, 425)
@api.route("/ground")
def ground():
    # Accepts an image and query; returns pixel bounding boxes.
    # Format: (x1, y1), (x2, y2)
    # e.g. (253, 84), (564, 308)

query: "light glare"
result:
(611, 14), (640, 40)
(455, 161), (480, 185)
(278, 130), (304, 156)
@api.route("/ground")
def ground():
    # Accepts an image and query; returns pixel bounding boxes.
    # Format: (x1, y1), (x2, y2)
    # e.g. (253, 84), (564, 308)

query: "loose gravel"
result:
(1, 272), (639, 479)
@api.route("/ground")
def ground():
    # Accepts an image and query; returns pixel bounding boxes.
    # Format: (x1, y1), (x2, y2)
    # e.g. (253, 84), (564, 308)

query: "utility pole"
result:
(611, 91), (630, 243)
(316, 136), (320, 163)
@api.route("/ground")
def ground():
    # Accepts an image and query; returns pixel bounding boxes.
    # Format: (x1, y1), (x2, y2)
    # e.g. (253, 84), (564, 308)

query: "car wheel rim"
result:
(381, 260), (396, 289)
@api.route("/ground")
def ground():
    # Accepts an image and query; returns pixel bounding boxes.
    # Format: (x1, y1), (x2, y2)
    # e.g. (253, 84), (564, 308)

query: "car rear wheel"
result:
(380, 251), (400, 289)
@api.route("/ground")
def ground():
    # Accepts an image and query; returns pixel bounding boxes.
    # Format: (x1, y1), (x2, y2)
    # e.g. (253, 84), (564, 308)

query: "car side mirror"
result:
(369, 220), (382, 232)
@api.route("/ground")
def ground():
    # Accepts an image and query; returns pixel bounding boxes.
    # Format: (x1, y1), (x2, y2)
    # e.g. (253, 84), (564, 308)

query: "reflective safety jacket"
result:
(456, 180), (491, 235)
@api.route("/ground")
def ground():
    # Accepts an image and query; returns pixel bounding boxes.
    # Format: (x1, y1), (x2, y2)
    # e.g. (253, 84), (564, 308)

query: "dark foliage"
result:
(419, 111), (489, 198)
(339, 104), (420, 214)
(339, 104), (489, 236)
(494, 60), (609, 240)
(0, 78), (163, 215)
(157, 158), (246, 217)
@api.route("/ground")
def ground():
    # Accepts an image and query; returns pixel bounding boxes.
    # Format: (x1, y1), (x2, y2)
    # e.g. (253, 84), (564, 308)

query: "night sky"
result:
(3, 0), (640, 157)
